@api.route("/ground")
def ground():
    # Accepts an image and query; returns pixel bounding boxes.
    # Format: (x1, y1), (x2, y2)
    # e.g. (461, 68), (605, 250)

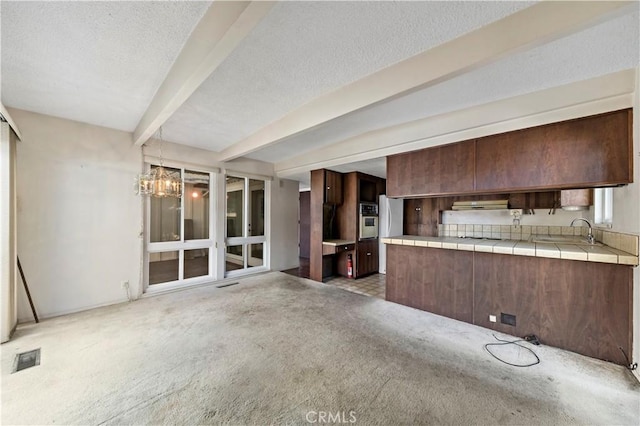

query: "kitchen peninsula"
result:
(383, 109), (637, 366)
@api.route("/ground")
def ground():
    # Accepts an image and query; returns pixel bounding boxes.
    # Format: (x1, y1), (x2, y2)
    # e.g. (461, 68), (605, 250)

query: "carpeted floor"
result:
(2, 272), (638, 425)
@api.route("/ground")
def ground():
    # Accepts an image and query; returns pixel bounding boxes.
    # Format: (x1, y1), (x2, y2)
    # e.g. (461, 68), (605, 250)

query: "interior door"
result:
(225, 176), (267, 275)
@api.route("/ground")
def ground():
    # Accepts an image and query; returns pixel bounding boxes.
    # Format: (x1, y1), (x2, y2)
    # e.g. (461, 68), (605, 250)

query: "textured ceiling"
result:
(249, 7), (640, 164)
(2, 0), (637, 189)
(1, 1), (210, 131)
(161, 0), (535, 151)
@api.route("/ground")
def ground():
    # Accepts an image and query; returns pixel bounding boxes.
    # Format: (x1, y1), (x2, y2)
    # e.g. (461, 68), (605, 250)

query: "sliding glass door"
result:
(225, 175), (267, 276)
(146, 167), (215, 289)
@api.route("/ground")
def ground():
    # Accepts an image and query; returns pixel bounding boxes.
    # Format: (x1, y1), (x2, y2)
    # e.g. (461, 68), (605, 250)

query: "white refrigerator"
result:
(378, 194), (404, 274)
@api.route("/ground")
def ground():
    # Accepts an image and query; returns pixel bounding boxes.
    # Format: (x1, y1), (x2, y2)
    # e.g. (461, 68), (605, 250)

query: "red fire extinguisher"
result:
(347, 254), (353, 278)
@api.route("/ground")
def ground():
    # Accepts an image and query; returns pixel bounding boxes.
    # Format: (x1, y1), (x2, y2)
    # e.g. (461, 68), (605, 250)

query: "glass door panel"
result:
(149, 166), (181, 243)
(249, 179), (265, 237)
(149, 251), (179, 285)
(226, 176), (244, 238)
(226, 245), (244, 271)
(184, 249), (209, 279)
(249, 243), (263, 267)
(184, 170), (210, 241)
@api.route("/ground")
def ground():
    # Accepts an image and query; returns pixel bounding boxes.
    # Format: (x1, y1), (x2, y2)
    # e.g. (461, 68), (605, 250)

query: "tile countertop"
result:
(381, 235), (638, 266)
(323, 239), (356, 246)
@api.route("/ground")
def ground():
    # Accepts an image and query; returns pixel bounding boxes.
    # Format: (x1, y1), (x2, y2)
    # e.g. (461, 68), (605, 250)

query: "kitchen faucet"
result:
(570, 218), (595, 244)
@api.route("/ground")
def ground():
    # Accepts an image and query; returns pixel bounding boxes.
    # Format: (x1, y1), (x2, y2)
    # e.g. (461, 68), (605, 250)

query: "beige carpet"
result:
(2, 272), (639, 425)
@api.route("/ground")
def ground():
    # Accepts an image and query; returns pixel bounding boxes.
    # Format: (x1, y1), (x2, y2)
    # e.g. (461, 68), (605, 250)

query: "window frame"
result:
(144, 162), (217, 292)
(593, 187), (613, 228)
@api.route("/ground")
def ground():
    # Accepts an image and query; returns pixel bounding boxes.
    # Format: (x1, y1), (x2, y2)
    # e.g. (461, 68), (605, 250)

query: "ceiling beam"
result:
(133, 1), (275, 146)
(218, 0), (633, 161)
(275, 69), (636, 179)
(0, 102), (22, 140)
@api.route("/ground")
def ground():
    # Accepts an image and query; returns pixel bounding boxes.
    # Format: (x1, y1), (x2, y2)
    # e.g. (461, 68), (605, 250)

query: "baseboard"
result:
(17, 296), (131, 323)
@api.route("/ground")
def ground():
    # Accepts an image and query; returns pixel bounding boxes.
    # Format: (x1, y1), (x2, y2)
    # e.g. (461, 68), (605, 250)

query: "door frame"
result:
(224, 173), (270, 277)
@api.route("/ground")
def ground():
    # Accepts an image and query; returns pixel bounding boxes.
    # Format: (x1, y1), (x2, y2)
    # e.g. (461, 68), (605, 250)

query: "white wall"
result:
(10, 108), (301, 321)
(1, 122), (19, 341)
(11, 108), (144, 321)
(442, 208), (588, 227)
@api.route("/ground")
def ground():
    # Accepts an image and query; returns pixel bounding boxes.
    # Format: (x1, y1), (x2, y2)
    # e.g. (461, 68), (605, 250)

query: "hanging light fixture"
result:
(136, 127), (183, 198)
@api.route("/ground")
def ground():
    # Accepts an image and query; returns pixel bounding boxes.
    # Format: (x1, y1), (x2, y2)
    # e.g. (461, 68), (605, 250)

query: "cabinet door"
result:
(386, 245), (473, 322)
(356, 239), (378, 277)
(386, 154), (412, 197)
(475, 109), (632, 192)
(324, 170), (343, 204)
(386, 140), (475, 197)
(411, 140), (475, 196)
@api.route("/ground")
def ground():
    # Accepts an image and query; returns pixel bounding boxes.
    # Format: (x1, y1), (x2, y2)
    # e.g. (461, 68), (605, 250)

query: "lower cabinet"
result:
(386, 245), (633, 366)
(386, 245), (473, 322)
(356, 239), (379, 278)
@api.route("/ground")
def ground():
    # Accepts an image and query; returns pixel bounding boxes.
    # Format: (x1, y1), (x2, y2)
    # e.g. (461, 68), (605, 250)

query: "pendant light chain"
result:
(158, 127), (164, 168)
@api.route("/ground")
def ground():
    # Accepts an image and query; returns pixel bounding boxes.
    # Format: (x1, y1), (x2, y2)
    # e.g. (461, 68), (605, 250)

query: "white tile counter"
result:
(381, 235), (638, 266)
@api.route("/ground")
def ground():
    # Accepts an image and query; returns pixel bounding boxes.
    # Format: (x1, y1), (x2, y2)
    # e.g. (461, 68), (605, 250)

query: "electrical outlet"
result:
(489, 315), (497, 323)
(121, 280), (129, 290)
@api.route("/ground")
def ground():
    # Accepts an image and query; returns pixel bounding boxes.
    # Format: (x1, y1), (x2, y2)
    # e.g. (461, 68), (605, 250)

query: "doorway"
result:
(225, 175), (268, 276)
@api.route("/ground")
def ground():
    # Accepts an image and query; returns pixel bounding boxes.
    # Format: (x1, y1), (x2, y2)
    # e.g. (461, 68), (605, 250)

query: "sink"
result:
(530, 235), (602, 246)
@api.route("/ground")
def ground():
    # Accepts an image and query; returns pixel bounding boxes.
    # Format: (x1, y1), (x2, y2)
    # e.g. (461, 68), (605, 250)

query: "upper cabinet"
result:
(324, 170), (343, 205)
(475, 109), (633, 192)
(387, 109), (633, 198)
(387, 139), (476, 197)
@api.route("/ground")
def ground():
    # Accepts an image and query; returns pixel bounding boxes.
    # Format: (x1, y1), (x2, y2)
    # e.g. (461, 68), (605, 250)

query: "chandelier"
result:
(136, 127), (183, 198)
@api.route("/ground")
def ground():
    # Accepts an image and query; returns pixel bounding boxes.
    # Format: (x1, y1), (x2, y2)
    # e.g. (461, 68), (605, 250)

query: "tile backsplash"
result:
(437, 224), (639, 255)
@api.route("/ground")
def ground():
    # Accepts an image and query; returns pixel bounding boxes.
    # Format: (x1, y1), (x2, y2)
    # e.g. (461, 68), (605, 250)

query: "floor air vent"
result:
(13, 348), (40, 373)
(216, 282), (240, 289)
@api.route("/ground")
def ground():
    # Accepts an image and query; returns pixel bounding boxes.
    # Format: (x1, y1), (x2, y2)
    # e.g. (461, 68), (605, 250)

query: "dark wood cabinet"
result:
(311, 169), (386, 281)
(536, 257), (632, 366)
(386, 153), (411, 198)
(412, 140), (475, 196)
(476, 109), (632, 192)
(473, 253), (541, 339)
(356, 239), (378, 278)
(387, 109), (632, 198)
(387, 139), (475, 197)
(386, 245), (473, 322)
(475, 252), (632, 365)
(386, 246), (633, 366)
(324, 170), (343, 205)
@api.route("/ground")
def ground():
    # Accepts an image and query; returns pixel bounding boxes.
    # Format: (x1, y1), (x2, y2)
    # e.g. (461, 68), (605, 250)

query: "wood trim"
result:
(628, 108), (634, 183)
(309, 169), (325, 281)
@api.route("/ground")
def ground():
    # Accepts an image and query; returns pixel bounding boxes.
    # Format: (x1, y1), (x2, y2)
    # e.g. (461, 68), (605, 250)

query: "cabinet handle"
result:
(327, 186), (331, 190)
(367, 252), (372, 256)
(343, 246), (348, 250)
